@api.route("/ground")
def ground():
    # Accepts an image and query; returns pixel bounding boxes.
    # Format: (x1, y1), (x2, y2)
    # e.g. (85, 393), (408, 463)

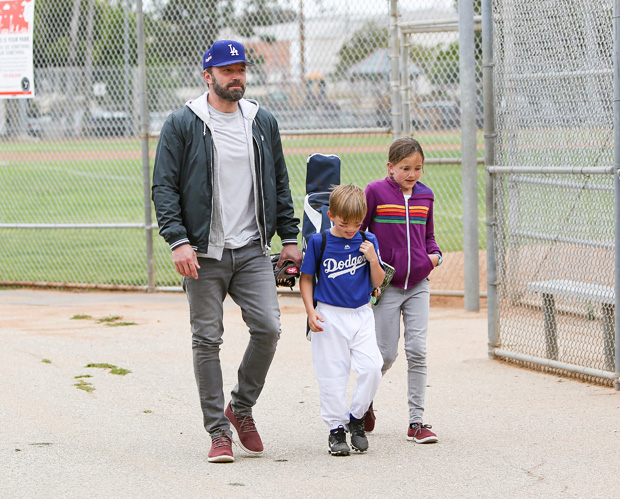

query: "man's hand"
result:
(278, 243), (302, 268)
(172, 244), (200, 279)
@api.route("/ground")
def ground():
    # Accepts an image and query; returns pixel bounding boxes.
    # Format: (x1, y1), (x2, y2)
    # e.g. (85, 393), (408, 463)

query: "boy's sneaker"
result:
(328, 426), (350, 456)
(362, 401), (376, 432)
(407, 423), (438, 444)
(207, 434), (234, 463)
(225, 402), (264, 455)
(347, 415), (369, 452)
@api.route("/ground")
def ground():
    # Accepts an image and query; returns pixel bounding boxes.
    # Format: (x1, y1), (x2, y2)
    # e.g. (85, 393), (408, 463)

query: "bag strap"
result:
(315, 230), (327, 279)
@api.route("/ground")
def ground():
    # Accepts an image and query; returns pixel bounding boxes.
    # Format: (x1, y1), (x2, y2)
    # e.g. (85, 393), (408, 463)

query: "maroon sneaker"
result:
(363, 402), (376, 433)
(208, 434), (234, 463)
(225, 402), (264, 456)
(407, 423), (438, 444)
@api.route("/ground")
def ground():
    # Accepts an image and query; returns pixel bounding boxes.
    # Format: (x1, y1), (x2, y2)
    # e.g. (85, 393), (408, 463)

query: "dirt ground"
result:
(1, 287), (619, 498)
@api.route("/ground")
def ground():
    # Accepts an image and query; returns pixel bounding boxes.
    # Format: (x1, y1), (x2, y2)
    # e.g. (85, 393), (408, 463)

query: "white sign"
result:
(0, 0), (35, 99)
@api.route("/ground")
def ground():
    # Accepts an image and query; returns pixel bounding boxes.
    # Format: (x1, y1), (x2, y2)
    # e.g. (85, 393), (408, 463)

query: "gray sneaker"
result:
(347, 415), (368, 452)
(328, 426), (350, 456)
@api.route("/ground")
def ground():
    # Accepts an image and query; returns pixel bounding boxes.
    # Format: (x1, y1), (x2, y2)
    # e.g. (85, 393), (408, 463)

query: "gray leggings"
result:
(372, 278), (430, 424)
(183, 241), (281, 437)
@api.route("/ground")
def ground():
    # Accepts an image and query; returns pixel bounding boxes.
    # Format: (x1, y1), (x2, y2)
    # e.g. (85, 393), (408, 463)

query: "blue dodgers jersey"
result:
(300, 230), (383, 308)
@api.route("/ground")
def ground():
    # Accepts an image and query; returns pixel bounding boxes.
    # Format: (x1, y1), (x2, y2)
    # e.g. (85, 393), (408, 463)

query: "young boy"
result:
(300, 184), (385, 456)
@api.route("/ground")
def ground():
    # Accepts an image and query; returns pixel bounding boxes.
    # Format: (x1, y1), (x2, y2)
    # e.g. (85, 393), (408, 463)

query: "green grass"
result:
(85, 363), (132, 375)
(97, 316), (123, 323)
(74, 380), (95, 392)
(95, 316), (137, 327)
(1, 132), (486, 286)
(85, 363), (117, 369)
(109, 367), (132, 375)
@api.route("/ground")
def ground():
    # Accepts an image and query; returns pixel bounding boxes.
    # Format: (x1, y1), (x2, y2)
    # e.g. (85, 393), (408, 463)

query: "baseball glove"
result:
(371, 263), (396, 305)
(271, 253), (301, 289)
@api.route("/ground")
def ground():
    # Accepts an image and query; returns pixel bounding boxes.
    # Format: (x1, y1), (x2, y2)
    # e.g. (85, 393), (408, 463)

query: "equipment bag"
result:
(302, 153), (341, 251)
(302, 153), (340, 340)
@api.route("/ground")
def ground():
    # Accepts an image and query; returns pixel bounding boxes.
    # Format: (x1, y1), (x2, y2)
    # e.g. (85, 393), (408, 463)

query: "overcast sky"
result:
(142, 1), (456, 19)
(300, 0), (455, 18)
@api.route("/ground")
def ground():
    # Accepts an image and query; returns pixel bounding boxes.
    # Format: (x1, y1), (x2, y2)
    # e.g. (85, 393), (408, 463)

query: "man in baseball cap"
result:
(203, 39), (254, 69)
(152, 38), (302, 464)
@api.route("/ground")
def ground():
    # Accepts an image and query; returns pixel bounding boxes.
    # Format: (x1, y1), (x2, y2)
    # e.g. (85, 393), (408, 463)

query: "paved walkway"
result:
(1, 288), (619, 498)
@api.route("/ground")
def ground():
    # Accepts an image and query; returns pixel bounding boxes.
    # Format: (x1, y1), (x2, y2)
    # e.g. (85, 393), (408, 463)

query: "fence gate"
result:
(484, 0), (620, 388)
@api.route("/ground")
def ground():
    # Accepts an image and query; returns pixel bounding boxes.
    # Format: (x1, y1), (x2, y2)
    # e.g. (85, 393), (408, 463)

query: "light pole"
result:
(299, 0), (306, 86)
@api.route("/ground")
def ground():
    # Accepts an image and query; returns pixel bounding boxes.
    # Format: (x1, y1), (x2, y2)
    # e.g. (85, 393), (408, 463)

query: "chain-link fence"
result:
(1, 0), (483, 294)
(487, 0), (618, 386)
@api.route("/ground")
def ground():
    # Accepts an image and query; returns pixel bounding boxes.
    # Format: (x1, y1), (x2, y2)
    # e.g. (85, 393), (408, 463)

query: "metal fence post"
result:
(614, 0), (620, 390)
(482, 0), (499, 357)
(459, 0), (480, 311)
(136, 0), (155, 292)
(389, 0), (402, 138)
(399, 29), (411, 136)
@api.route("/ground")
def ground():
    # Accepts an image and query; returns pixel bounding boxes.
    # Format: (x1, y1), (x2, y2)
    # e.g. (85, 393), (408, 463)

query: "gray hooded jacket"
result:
(152, 92), (299, 258)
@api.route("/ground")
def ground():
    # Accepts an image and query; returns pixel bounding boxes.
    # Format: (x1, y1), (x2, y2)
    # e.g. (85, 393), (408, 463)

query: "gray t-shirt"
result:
(208, 104), (259, 249)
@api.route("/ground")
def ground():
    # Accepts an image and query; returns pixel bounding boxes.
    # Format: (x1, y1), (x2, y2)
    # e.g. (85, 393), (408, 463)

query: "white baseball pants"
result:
(312, 302), (383, 430)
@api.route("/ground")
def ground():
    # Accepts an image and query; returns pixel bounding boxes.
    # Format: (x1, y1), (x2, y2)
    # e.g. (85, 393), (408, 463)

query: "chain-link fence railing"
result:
(1, 0), (483, 295)
(487, 0), (617, 386)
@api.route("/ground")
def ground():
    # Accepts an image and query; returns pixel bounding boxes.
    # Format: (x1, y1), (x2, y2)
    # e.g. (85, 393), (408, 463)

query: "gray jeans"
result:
(183, 240), (281, 437)
(372, 278), (430, 424)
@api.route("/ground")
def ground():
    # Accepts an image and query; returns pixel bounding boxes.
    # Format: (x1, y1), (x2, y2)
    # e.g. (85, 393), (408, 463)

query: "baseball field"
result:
(1, 131), (485, 287)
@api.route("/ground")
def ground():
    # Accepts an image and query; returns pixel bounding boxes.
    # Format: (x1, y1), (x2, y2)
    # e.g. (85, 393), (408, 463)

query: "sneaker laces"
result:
(236, 414), (258, 434)
(411, 423), (432, 434)
(348, 419), (365, 436)
(330, 427), (347, 443)
(212, 435), (232, 448)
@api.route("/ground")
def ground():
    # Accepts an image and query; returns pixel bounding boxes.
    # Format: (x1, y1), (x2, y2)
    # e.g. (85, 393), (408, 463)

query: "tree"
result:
(332, 21), (388, 79)
(33, 0), (138, 68)
(152, 0), (224, 66)
(33, 0), (80, 68)
(333, 21), (436, 82)
(233, 0), (296, 38)
(429, 41), (460, 96)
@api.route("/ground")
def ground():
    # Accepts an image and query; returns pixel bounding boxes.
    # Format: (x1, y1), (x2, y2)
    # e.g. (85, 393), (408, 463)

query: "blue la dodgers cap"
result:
(203, 40), (254, 69)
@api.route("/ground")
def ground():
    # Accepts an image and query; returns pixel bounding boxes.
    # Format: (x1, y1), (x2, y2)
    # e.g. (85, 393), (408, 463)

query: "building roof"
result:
(347, 48), (421, 79)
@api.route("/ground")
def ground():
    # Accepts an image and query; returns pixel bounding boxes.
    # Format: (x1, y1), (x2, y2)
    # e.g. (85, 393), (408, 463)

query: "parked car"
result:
(26, 116), (47, 137)
(148, 111), (172, 137)
(87, 110), (132, 137)
(412, 101), (460, 130)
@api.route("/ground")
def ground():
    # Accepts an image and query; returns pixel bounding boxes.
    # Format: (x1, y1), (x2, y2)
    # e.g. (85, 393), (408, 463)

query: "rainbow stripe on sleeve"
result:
(373, 204), (429, 225)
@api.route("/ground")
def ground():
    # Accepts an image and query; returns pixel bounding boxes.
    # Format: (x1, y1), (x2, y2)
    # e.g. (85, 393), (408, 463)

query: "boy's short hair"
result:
(388, 137), (425, 165)
(329, 184), (367, 222)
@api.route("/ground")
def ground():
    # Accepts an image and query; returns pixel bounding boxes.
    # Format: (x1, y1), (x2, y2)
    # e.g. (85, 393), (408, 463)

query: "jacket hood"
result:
(185, 91), (259, 123)
(385, 176), (435, 200)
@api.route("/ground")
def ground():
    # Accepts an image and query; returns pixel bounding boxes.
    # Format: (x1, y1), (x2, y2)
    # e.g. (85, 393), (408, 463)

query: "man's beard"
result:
(211, 75), (245, 102)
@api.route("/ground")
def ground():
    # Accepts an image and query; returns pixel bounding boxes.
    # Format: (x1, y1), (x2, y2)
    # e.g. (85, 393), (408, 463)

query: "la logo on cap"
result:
(203, 39), (254, 69)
